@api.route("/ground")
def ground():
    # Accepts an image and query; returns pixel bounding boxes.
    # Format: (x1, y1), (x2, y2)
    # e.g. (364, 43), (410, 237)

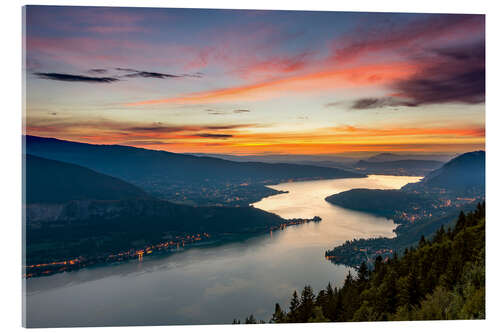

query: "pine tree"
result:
(401, 269), (420, 307)
(357, 262), (369, 282)
(475, 202), (485, 219)
(288, 290), (300, 322)
(324, 282), (337, 321)
(245, 314), (257, 324)
(316, 289), (328, 309)
(299, 285), (315, 322)
(374, 255), (383, 273)
(308, 306), (329, 322)
(326, 282), (334, 299)
(271, 303), (286, 323)
(419, 235), (426, 247)
(383, 269), (398, 313)
(434, 225), (445, 243)
(344, 270), (354, 288)
(455, 211), (466, 233)
(333, 287), (344, 321)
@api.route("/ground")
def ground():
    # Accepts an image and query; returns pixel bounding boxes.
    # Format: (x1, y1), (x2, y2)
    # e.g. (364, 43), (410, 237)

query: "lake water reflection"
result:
(25, 175), (420, 327)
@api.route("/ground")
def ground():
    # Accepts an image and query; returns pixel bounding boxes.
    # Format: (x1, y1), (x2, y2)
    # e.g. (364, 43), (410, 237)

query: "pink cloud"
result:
(332, 14), (484, 64)
(86, 25), (149, 34)
(27, 36), (186, 69)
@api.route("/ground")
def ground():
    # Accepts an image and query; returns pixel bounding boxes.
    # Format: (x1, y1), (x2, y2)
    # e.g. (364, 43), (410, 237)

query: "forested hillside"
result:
(240, 204), (485, 323)
(26, 200), (287, 267)
(325, 189), (433, 219)
(25, 154), (152, 203)
(416, 151), (485, 193)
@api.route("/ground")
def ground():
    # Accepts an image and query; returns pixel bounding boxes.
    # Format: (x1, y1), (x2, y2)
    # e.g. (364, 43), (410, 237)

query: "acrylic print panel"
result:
(22, 5), (485, 327)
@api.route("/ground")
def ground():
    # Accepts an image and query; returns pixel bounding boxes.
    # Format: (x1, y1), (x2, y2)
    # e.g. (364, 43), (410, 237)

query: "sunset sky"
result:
(24, 6), (485, 156)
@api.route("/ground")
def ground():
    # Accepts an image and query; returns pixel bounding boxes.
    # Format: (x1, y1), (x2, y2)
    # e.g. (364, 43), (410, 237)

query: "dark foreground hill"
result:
(25, 135), (364, 206)
(25, 154), (152, 203)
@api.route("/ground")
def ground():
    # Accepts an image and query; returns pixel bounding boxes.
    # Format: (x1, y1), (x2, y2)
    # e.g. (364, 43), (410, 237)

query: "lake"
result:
(24, 175), (420, 327)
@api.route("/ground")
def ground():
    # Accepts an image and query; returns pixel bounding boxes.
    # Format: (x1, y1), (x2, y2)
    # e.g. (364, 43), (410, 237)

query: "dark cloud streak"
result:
(34, 67), (203, 84)
(88, 68), (108, 74)
(115, 67), (202, 79)
(195, 133), (233, 139)
(34, 72), (119, 83)
(125, 123), (255, 133)
(205, 124), (252, 130)
(351, 97), (417, 109)
(126, 125), (192, 133)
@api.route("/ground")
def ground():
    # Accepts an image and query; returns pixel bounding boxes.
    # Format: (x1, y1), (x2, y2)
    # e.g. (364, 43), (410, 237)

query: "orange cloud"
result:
(126, 62), (418, 106)
(328, 126), (485, 138)
(26, 118), (484, 156)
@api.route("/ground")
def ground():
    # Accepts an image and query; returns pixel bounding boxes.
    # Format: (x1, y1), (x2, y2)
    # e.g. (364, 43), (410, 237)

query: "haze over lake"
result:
(25, 175), (420, 327)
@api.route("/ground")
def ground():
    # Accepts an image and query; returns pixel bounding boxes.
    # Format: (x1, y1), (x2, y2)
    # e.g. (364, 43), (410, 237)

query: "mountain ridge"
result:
(365, 152), (454, 163)
(418, 150), (485, 191)
(25, 154), (152, 204)
(25, 135), (364, 205)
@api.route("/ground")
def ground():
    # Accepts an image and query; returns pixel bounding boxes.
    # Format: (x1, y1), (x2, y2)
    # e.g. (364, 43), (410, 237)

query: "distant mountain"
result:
(417, 150), (485, 192)
(355, 159), (443, 169)
(25, 135), (364, 205)
(354, 159), (444, 176)
(191, 153), (358, 166)
(194, 152), (451, 176)
(25, 154), (152, 204)
(365, 152), (453, 163)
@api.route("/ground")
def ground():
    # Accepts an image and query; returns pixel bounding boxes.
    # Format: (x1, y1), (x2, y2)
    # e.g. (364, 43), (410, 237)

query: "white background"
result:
(1, 0), (498, 332)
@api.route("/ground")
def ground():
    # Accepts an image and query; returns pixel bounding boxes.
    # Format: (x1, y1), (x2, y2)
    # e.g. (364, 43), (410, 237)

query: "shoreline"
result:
(24, 216), (321, 279)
